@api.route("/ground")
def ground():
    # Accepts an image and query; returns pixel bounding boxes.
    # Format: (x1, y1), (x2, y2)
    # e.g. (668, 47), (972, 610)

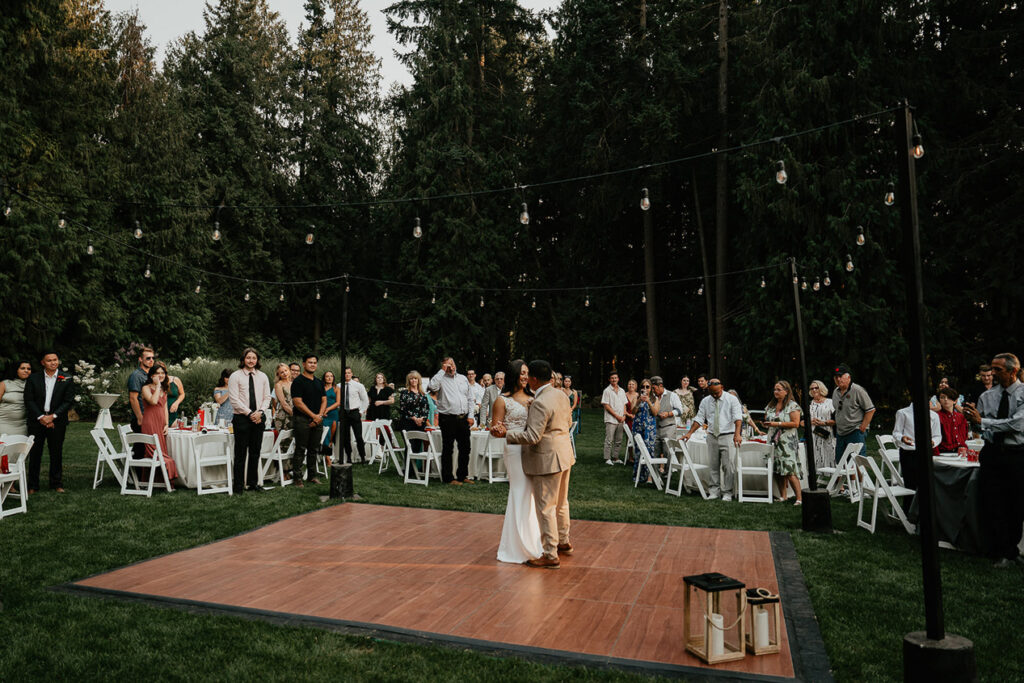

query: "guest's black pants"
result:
(292, 419), (322, 480)
(233, 414), (265, 490)
(979, 443), (1024, 560)
(338, 409), (366, 464)
(439, 413), (470, 483)
(27, 420), (66, 489)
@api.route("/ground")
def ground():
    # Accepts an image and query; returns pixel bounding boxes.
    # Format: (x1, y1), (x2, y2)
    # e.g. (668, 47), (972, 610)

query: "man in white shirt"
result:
(428, 357), (476, 484)
(467, 369), (485, 425)
(892, 402), (942, 492)
(228, 347), (272, 493)
(337, 366), (370, 464)
(601, 371), (628, 465)
(683, 378), (743, 500)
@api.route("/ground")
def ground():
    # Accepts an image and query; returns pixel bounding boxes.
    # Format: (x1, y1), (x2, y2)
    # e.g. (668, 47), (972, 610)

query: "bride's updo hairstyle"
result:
(503, 358), (533, 397)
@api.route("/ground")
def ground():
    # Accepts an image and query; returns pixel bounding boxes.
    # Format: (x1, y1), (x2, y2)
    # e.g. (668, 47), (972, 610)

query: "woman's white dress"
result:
(496, 396), (543, 564)
(810, 398), (836, 470)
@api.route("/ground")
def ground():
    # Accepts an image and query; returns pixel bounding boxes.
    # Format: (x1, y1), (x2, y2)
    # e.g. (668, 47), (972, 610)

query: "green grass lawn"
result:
(1, 410), (1019, 681)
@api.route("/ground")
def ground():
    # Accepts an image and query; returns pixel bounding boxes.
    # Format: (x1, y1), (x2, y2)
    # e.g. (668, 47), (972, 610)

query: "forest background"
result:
(1, 0), (1020, 409)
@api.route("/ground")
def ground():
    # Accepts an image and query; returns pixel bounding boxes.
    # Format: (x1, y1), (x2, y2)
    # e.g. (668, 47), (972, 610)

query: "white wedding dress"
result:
(496, 396), (543, 564)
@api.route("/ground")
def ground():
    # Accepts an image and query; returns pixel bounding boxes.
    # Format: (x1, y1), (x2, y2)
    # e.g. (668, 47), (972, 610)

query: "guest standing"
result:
(290, 354), (326, 486)
(892, 401), (941, 493)
(623, 379), (639, 431)
(601, 371), (628, 465)
(23, 351), (75, 493)
(683, 378), (742, 501)
(397, 371), (429, 449)
(141, 362), (179, 486)
(929, 377), (963, 412)
(763, 381), (803, 505)
(127, 347), (155, 459)
(831, 365), (875, 464)
(214, 369), (232, 426)
(0, 361), (32, 436)
(632, 383), (658, 485)
(562, 375), (581, 435)
(166, 372), (186, 426)
(321, 371), (340, 452)
(651, 376), (683, 461)
(272, 363), (293, 432)
(963, 353), (1024, 567)
(228, 348), (272, 493)
(935, 387), (969, 453)
(337, 367), (370, 464)
(674, 376), (696, 430)
(479, 372), (504, 429)
(466, 369), (484, 425)
(693, 374), (710, 403)
(426, 390), (438, 428)
(367, 373), (395, 421)
(427, 357), (475, 484)
(808, 380), (836, 471)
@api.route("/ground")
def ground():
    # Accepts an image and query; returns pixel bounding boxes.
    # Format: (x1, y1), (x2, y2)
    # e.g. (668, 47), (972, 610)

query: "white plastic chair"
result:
(623, 423), (636, 462)
(875, 434), (904, 486)
(121, 433), (173, 497)
(378, 423), (406, 475)
(91, 428), (128, 489)
(737, 441), (773, 503)
(117, 424), (133, 454)
(260, 429), (294, 488)
(402, 430), (440, 486)
(193, 432), (233, 495)
(482, 436), (508, 483)
(854, 454), (916, 534)
(364, 419), (388, 467)
(0, 439), (33, 518)
(818, 442), (863, 500)
(665, 438), (709, 499)
(632, 433), (667, 490)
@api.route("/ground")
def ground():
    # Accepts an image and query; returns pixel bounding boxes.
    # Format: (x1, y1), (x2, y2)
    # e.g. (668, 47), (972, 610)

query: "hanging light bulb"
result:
(585, 294), (590, 307)
(345, 280), (350, 293)
(133, 220), (143, 239)
(244, 289), (251, 302)
(58, 212), (67, 229)
(195, 281), (202, 294)
(845, 254), (855, 272)
(413, 216), (422, 239)
(813, 277), (821, 292)
(792, 273), (799, 285)
(279, 290), (285, 302)
(640, 188), (651, 211)
(856, 225), (866, 246)
(641, 290), (647, 304)
(775, 160), (788, 185)
(531, 296), (536, 309)
(884, 182), (895, 206)
(86, 242), (94, 256)
(760, 275), (766, 288)
(912, 123), (925, 159)
(144, 264), (151, 279)
(305, 225), (314, 245)
(3, 202), (10, 218)
(430, 292), (436, 305)
(211, 220), (222, 241)
(316, 287), (322, 300)
(383, 288), (388, 300)
(480, 295), (485, 308)
(519, 202), (529, 225)
(697, 280), (704, 296)
(1, 181), (10, 217)
(801, 277), (808, 291)
(823, 270), (832, 287)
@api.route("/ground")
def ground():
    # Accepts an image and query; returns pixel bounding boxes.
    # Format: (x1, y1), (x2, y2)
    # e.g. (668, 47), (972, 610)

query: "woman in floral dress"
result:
(763, 380), (803, 505)
(632, 381), (659, 485)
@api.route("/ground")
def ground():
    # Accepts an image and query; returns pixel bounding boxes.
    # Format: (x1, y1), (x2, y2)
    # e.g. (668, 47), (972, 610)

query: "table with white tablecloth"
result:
(681, 433), (808, 497)
(426, 429), (498, 480)
(165, 427), (274, 488)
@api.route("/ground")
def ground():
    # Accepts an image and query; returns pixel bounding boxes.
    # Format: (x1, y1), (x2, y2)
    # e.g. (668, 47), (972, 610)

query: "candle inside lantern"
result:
(710, 613), (725, 656)
(755, 606), (770, 649)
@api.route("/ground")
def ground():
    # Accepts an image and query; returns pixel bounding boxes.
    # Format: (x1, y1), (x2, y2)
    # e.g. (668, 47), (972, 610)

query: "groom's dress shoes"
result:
(525, 556), (560, 570)
(557, 543), (574, 555)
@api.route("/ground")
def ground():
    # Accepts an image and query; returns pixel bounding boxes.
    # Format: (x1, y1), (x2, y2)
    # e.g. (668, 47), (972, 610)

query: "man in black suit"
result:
(23, 350), (75, 493)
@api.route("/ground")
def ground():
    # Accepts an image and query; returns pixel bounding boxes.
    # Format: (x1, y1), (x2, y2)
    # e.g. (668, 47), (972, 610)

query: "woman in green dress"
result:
(167, 372), (186, 425)
(763, 380), (803, 505)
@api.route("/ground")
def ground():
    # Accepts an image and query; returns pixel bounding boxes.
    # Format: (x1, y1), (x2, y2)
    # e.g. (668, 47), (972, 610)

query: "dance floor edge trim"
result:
(56, 509), (831, 682)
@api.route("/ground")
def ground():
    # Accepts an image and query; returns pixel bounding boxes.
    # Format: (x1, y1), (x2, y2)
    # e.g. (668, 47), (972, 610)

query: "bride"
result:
(491, 359), (543, 564)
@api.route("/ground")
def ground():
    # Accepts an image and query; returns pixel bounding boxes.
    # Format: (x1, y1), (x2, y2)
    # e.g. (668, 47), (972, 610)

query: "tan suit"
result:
(506, 384), (575, 559)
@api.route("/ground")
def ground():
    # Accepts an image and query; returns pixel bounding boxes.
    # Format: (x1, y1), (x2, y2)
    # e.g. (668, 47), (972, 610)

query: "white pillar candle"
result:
(755, 606), (770, 649)
(710, 613), (725, 656)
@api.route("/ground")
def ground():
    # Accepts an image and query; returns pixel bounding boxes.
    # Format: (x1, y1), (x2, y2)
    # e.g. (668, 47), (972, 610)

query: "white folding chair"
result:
(117, 424), (133, 454)
(623, 423), (636, 462)
(260, 429), (294, 487)
(875, 434), (904, 486)
(121, 433), (173, 497)
(854, 454), (916, 534)
(665, 438), (709, 499)
(193, 432), (233, 495)
(364, 420), (388, 467)
(737, 441), (773, 503)
(818, 442), (863, 500)
(378, 423), (406, 475)
(91, 428), (128, 489)
(0, 439), (33, 519)
(482, 436), (508, 483)
(402, 430), (440, 486)
(632, 433), (667, 490)
(569, 421), (578, 461)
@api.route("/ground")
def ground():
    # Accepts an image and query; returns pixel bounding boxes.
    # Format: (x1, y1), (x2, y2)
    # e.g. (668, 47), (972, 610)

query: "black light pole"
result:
(789, 258), (831, 531)
(331, 276), (355, 499)
(897, 102), (974, 681)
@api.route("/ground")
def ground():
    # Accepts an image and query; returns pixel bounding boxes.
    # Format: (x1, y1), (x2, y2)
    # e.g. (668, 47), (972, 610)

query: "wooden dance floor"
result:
(68, 504), (828, 680)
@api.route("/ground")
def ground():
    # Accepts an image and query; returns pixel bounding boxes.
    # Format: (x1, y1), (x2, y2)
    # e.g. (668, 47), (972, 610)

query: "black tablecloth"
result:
(909, 463), (987, 554)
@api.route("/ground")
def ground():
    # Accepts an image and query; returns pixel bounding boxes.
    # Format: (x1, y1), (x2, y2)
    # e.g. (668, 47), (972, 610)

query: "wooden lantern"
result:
(745, 587), (782, 655)
(683, 572), (747, 665)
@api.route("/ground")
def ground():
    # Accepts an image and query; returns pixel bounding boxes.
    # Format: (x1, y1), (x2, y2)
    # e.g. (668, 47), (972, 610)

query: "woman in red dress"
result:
(141, 362), (179, 486)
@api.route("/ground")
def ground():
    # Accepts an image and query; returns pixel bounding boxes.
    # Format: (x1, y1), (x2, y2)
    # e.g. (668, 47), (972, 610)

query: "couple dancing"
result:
(490, 359), (575, 569)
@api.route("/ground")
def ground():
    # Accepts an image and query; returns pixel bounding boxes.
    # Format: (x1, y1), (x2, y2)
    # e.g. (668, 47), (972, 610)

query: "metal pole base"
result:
(903, 632), (975, 682)
(330, 463), (354, 499)
(800, 490), (833, 532)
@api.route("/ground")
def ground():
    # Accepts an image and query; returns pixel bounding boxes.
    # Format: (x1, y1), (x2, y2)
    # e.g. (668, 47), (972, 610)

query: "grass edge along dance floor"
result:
(61, 504), (831, 681)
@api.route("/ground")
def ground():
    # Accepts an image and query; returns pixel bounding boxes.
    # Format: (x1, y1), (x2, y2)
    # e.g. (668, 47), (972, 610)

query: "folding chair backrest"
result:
(855, 454), (888, 493)
(273, 429), (294, 455)
(876, 434), (896, 450)
(194, 433), (230, 451)
(0, 434), (32, 445)
(403, 431), (430, 452)
(381, 423), (401, 450)
(91, 428), (120, 458)
(125, 432), (159, 451)
(118, 424), (133, 452)
(633, 433), (651, 461)
(0, 440), (32, 465)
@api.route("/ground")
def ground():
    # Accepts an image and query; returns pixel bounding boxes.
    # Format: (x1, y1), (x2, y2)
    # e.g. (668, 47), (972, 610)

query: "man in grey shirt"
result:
(479, 371), (504, 428)
(831, 364), (875, 465)
(651, 376), (683, 461)
(428, 357), (476, 484)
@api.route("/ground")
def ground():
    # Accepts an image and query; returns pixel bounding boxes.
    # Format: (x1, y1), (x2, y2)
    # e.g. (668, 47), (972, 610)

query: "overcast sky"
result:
(103, 0), (558, 89)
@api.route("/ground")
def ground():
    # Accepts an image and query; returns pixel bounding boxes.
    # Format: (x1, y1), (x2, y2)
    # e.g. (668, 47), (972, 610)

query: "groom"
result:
(492, 359), (575, 569)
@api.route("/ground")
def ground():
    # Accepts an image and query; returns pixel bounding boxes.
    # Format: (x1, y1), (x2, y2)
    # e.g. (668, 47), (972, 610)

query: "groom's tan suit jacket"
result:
(505, 384), (576, 476)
